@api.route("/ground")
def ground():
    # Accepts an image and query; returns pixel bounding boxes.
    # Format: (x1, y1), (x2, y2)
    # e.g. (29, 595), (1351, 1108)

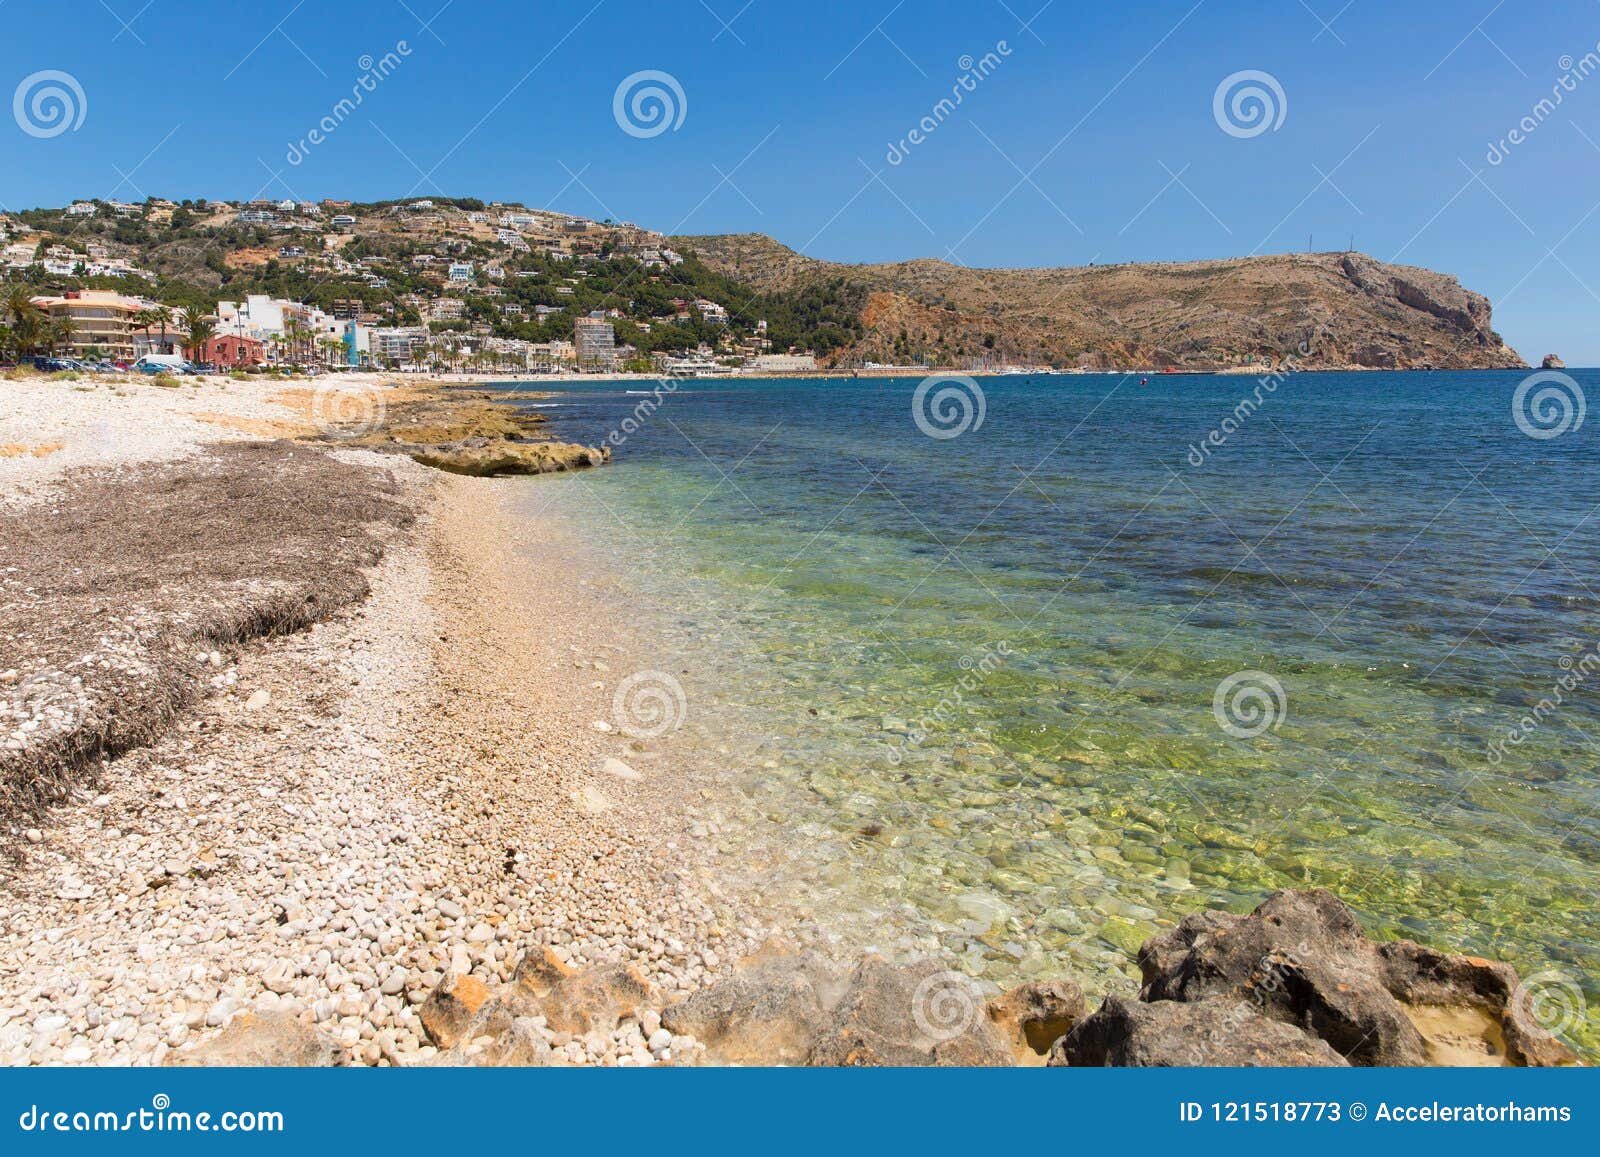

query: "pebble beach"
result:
(0, 374), (761, 1066)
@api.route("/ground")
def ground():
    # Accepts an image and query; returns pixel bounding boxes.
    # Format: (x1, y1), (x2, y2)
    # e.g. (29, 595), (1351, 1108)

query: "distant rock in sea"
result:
(1543, 353), (1567, 369)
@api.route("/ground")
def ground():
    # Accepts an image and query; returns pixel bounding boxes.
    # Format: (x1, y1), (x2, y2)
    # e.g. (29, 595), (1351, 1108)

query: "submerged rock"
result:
(1136, 889), (1578, 1066)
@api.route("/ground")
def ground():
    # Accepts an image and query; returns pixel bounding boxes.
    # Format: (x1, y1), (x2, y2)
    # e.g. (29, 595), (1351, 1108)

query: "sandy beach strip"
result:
(0, 376), (759, 1066)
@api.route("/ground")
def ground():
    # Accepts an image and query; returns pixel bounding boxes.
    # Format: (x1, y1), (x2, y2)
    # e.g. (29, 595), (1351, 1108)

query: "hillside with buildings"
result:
(0, 197), (851, 375)
(0, 196), (1523, 374)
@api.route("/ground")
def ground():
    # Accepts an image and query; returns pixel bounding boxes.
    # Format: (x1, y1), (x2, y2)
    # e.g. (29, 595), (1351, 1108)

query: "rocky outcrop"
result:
(164, 1011), (334, 1066)
(659, 949), (838, 1064)
(677, 233), (1525, 370)
(1133, 889), (1578, 1067)
(804, 957), (1013, 1067)
(324, 389), (611, 477)
(409, 439), (610, 477)
(986, 978), (1089, 1063)
(417, 972), (493, 1050)
(1050, 995), (1348, 1067)
(394, 892), (1580, 1068)
(1543, 353), (1566, 369)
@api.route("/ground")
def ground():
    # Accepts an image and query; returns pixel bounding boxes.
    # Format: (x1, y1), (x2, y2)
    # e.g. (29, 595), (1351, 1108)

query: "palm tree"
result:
(180, 306), (215, 366)
(147, 304), (173, 354)
(45, 318), (74, 357)
(4, 286), (44, 356)
(185, 318), (216, 366)
(131, 306), (164, 355)
(284, 318), (309, 366)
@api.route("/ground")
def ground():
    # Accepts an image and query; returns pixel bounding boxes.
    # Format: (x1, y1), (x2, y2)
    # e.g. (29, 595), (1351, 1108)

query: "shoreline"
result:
(0, 376), (755, 1064)
(0, 444), (759, 1066)
(0, 376), (1588, 1067)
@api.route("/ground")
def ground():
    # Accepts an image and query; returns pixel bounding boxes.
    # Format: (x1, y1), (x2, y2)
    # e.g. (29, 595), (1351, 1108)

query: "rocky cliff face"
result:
(676, 233), (1525, 371)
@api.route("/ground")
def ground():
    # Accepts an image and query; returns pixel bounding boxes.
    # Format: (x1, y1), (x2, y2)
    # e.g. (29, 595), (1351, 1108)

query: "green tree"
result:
(4, 287), (45, 355)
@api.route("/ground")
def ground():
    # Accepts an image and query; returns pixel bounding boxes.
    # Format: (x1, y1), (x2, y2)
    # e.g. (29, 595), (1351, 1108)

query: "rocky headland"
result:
(676, 236), (1526, 372)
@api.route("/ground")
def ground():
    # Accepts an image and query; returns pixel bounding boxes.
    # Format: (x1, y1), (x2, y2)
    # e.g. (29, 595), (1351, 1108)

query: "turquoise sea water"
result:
(502, 371), (1600, 1056)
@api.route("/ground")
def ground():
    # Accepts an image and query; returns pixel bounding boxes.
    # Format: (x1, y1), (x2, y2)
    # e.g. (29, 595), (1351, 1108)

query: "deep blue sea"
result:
(495, 370), (1600, 1054)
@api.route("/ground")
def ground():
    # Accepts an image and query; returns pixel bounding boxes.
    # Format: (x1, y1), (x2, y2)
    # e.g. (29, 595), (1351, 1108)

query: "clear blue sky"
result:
(4, 0), (1598, 361)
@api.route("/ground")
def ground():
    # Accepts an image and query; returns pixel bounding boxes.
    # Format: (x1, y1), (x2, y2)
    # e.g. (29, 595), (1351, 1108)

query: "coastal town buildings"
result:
(30, 289), (144, 360)
(574, 312), (617, 370)
(200, 334), (266, 369)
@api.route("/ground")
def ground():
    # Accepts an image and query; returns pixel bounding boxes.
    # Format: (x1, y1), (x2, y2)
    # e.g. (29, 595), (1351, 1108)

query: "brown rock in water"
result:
(164, 1011), (333, 1066)
(1050, 995), (1348, 1067)
(536, 964), (657, 1037)
(418, 972), (493, 1049)
(1137, 889), (1578, 1066)
(661, 951), (837, 1065)
(410, 440), (609, 477)
(805, 957), (1012, 1067)
(1542, 354), (1566, 369)
(986, 978), (1090, 1063)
